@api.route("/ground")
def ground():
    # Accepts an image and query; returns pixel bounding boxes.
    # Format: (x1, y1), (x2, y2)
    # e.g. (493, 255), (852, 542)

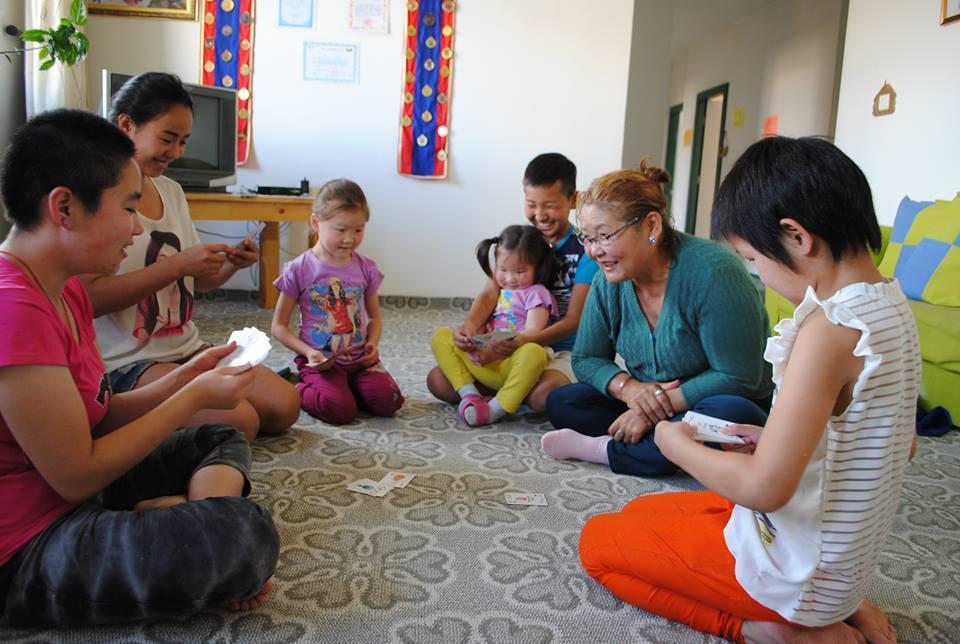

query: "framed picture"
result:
(279, 0), (314, 28)
(942, 0), (960, 25)
(87, 0), (198, 20)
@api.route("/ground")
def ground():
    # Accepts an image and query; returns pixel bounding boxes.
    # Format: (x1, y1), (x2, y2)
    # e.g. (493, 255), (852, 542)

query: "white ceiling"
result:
(669, 0), (777, 56)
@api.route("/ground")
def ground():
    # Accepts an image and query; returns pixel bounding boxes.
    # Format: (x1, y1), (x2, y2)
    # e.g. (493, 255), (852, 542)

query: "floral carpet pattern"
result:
(3, 295), (959, 643)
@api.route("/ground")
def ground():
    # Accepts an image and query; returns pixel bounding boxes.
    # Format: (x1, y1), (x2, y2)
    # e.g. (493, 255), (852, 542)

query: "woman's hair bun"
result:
(638, 158), (670, 186)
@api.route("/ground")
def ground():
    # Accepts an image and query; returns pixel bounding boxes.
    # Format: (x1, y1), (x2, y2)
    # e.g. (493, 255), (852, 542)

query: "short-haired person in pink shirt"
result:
(0, 110), (277, 625)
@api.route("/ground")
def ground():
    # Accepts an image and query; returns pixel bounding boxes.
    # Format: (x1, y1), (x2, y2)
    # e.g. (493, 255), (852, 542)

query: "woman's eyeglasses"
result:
(575, 215), (642, 248)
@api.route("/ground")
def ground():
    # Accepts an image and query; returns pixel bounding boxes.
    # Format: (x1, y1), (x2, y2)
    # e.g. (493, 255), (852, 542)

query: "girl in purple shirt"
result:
(271, 179), (403, 425)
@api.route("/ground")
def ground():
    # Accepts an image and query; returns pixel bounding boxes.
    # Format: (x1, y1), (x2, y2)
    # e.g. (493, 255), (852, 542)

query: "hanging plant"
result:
(1, 0), (89, 70)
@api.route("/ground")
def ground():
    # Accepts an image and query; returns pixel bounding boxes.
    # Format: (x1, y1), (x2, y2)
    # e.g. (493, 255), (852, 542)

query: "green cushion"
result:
(878, 195), (960, 306)
(909, 299), (960, 370)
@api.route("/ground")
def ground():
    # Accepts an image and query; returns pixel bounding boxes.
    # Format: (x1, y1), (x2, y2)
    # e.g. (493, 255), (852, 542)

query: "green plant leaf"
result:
(71, 0), (88, 26)
(76, 32), (90, 56)
(39, 46), (49, 59)
(19, 29), (46, 43)
(39, 59), (55, 71)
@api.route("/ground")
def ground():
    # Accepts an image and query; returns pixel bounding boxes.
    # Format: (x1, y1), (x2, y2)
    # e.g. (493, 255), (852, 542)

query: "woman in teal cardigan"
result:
(541, 162), (773, 476)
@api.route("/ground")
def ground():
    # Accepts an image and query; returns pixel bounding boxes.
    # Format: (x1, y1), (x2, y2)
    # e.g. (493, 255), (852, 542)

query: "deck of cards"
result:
(682, 411), (745, 444)
(347, 472), (415, 497)
(469, 331), (518, 349)
(306, 344), (356, 368)
(217, 327), (272, 369)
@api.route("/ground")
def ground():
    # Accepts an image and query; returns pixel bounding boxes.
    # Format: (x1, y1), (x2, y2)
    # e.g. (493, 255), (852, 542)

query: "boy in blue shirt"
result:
(426, 153), (598, 411)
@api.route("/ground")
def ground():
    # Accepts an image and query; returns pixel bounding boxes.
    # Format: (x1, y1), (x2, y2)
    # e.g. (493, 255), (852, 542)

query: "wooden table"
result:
(186, 193), (312, 309)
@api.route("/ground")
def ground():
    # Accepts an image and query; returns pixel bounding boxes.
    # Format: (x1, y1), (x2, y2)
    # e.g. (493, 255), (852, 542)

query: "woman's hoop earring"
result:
(649, 235), (657, 246)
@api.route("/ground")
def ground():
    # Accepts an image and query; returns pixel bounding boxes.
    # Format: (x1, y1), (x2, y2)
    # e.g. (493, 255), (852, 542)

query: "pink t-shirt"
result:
(0, 260), (111, 565)
(489, 284), (559, 334)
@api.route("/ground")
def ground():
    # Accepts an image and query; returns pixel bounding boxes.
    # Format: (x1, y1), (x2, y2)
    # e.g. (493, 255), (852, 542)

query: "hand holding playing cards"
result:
(488, 335), (521, 357)
(176, 343), (240, 385)
(305, 348), (337, 371)
(358, 341), (380, 368)
(468, 347), (498, 366)
(719, 423), (763, 453)
(453, 322), (479, 351)
(227, 238), (259, 269)
(187, 362), (257, 410)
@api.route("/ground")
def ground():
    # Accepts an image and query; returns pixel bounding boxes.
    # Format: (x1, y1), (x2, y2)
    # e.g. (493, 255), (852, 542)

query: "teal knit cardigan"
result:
(573, 233), (774, 405)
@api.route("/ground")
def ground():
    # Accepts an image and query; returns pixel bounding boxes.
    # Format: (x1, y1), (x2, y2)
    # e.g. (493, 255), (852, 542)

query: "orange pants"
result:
(579, 491), (788, 643)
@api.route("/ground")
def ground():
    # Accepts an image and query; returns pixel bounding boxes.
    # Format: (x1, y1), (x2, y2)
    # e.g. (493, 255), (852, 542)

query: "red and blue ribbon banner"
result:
(398, 0), (456, 179)
(200, 0), (255, 165)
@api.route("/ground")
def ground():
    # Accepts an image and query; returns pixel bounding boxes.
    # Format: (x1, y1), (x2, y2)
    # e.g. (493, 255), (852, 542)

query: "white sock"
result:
(458, 384), (480, 399)
(462, 396), (508, 426)
(488, 397), (507, 423)
(541, 429), (612, 465)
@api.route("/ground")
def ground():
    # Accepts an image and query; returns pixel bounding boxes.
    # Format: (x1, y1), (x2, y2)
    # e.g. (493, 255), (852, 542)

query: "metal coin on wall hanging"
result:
(200, 0), (256, 165)
(398, 0), (456, 179)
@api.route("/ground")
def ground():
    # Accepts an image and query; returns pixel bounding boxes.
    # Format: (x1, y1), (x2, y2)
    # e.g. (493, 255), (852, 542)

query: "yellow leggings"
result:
(430, 326), (549, 413)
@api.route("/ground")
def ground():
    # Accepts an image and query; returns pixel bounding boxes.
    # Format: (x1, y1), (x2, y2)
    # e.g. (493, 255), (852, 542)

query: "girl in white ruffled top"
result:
(578, 137), (919, 644)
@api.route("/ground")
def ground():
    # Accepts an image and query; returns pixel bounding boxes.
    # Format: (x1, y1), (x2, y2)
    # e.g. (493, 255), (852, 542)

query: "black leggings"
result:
(0, 424), (278, 627)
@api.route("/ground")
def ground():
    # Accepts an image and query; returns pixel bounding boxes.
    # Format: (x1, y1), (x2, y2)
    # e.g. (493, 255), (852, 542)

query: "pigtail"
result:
(535, 247), (562, 288)
(475, 236), (500, 279)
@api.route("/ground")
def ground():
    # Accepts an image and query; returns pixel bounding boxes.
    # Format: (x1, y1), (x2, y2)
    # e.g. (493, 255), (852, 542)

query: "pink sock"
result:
(541, 429), (611, 465)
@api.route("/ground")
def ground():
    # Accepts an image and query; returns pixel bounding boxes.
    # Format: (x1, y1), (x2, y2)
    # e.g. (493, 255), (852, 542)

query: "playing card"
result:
(346, 479), (391, 497)
(239, 221), (266, 246)
(504, 492), (548, 506)
(682, 411), (745, 444)
(379, 472), (415, 488)
(306, 343), (356, 368)
(217, 327), (271, 368)
(469, 331), (518, 349)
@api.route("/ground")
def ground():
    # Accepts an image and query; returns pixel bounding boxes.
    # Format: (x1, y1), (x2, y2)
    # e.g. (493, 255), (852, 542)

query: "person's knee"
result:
(300, 383), (358, 425)
(363, 378), (404, 417)
(208, 497), (279, 579)
(426, 366), (459, 403)
(258, 378), (301, 434)
(545, 383), (583, 422)
(578, 514), (616, 579)
(216, 402), (260, 442)
(512, 342), (548, 369)
(694, 395), (767, 426)
(430, 326), (455, 353)
(527, 371), (570, 413)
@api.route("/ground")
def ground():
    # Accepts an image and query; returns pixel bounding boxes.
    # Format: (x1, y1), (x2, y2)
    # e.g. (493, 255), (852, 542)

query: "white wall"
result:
(835, 0), (960, 224)
(85, 0), (634, 297)
(621, 0), (672, 168)
(668, 0), (844, 232)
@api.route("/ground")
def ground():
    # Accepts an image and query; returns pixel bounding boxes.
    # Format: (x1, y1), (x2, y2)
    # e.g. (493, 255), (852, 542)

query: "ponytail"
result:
(475, 236), (500, 278)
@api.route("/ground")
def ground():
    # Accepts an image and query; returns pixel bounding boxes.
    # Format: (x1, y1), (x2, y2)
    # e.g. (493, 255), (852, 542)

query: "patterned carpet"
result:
(3, 295), (959, 643)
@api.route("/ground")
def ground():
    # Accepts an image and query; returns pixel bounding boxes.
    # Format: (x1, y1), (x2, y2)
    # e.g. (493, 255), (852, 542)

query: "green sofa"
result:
(764, 225), (960, 421)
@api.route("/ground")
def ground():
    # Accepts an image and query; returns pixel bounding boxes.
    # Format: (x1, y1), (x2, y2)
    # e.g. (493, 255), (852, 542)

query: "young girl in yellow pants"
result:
(431, 225), (560, 426)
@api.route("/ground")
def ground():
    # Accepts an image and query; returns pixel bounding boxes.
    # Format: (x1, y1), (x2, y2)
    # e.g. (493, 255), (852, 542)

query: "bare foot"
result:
(846, 599), (897, 643)
(133, 495), (188, 511)
(742, 620), (866, 643)
(226, 578), (273, 612)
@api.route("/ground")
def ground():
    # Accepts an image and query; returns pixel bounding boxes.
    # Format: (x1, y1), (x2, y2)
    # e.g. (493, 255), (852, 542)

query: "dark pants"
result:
(546, 383), (769, 477)
(0, 424), (279, 627)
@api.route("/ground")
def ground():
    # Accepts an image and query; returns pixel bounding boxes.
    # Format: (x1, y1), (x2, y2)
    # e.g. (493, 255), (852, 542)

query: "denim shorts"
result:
(108, 345), (210, 394)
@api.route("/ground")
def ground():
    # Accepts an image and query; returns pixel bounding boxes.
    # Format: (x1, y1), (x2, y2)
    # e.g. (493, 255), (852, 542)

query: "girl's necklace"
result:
(0, 249), (78, 341)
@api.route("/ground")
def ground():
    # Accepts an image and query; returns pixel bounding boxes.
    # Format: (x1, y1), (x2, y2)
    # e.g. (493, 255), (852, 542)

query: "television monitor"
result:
(101, 70), (238, 191)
